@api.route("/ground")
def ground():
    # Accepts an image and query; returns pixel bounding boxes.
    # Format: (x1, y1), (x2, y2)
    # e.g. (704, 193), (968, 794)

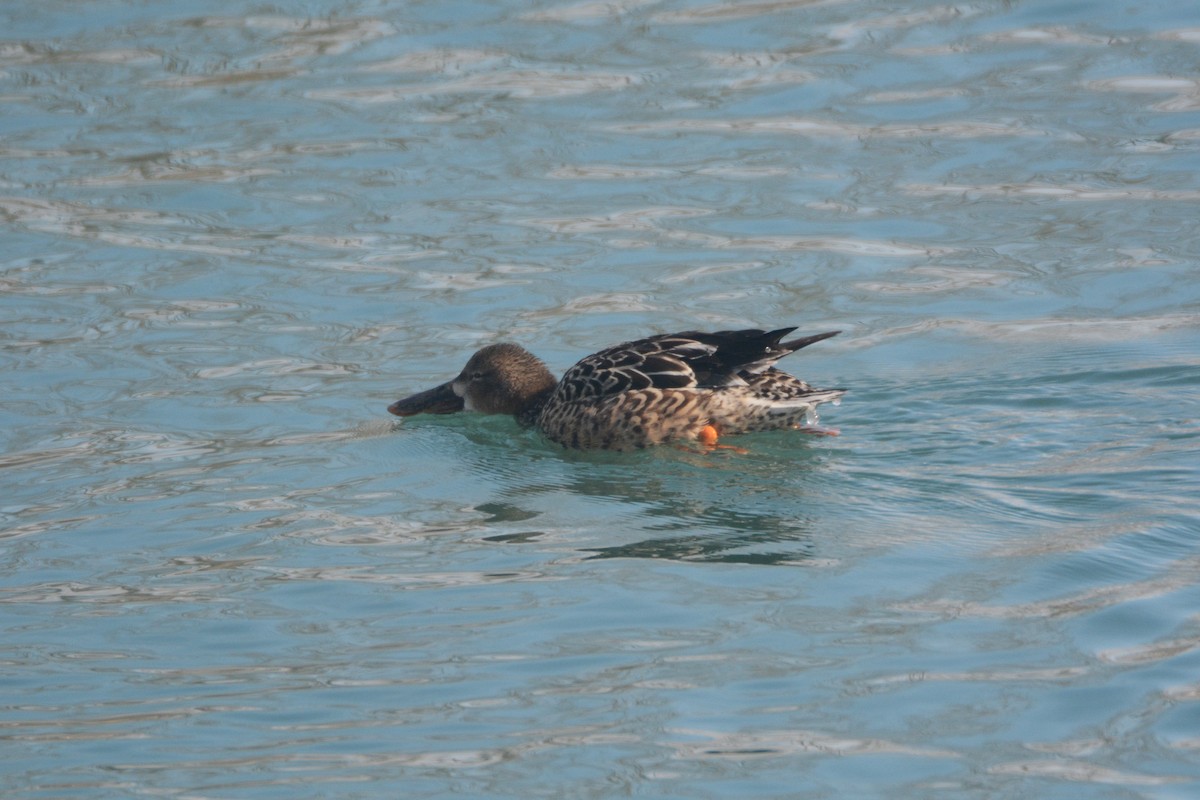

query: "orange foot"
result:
(697, 424), (749, 454)
(794, 425), (840, 436)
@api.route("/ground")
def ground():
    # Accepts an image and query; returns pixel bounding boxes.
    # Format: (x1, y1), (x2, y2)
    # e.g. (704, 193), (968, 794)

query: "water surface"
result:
(2, 0), (1200, 797)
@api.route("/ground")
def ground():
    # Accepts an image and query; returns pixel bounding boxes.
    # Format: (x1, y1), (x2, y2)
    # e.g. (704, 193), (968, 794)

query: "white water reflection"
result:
(309, 67), (640, 102)
(1087, 76), (1200, 111)
(904, 182), (1200, 202)
(612, 116), (1068, 139)
(669, 727), (960, 760)
(653, 0), (844, 24)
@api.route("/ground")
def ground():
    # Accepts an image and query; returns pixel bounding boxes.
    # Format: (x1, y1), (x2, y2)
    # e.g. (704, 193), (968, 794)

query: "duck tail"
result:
(757, 387), (846, 409)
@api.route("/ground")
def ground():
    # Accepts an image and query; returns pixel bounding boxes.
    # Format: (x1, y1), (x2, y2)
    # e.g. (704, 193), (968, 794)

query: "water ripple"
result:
(521, 206), (946, 256)
(988, 759), (1186, 786)
(893, 557), (1200, 621)
(522, 0), (661, 23)
(0, 197), (250, 256)
(612, 116), (1070, 139)
(5, 1), (1200, 797)
(905, 181), (1200, 202)
(668, 727), (959, 760)
(309, 67), (640, 102)
(653, 0), (843, 24)
(1087, 76), (1200, 111)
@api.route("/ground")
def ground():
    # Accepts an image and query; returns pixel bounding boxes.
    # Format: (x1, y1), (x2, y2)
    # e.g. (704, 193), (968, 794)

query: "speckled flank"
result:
(539, 389), (710, 450)
(538, 384), (841, 451)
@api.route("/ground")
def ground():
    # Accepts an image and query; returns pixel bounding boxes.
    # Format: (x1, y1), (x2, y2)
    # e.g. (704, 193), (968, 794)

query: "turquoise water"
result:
(3, 0), (1200, 797)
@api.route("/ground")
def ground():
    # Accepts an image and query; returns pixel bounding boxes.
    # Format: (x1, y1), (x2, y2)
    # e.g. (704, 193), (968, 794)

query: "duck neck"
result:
(515, 385), (555, 428)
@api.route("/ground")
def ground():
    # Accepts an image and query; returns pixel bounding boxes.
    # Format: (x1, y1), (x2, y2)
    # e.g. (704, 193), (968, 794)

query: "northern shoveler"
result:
(388, 327), (844, 451)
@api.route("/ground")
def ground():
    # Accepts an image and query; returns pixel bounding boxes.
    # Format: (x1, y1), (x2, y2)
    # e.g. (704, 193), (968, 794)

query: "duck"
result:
(388, 327), (845, 451)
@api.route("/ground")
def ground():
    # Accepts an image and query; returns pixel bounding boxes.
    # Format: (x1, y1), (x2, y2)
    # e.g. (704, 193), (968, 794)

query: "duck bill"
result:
(388, 381), (464, 416)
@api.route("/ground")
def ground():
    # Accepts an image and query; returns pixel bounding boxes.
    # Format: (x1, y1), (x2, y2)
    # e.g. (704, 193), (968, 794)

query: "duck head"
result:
(388, 343), (557, 419)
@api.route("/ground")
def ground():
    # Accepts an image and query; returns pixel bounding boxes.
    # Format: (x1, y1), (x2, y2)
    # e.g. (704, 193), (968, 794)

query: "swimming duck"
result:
(388, 327), (844, 451)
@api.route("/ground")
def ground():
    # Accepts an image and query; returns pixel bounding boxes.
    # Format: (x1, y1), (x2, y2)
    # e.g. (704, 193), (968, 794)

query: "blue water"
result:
(3, 0), (1200, 797)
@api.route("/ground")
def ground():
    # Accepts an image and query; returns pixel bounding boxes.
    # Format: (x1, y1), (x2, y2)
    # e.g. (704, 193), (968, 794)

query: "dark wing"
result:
(552, 333), (711, 404)
(553, 327), (839, 403)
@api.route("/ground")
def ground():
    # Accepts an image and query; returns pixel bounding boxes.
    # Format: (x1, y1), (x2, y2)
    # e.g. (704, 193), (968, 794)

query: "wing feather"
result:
(551, 328), (837, 404)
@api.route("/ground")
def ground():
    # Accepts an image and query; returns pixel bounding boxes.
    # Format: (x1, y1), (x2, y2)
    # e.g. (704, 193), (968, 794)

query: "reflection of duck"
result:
(389, 327), (844, 451)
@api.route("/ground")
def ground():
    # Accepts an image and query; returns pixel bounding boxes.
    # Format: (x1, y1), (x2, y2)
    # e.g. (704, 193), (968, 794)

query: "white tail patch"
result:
(755, 389), (846, 411)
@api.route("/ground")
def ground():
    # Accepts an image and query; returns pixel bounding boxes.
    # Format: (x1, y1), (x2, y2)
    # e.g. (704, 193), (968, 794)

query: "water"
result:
(3, 0), (1199, 797)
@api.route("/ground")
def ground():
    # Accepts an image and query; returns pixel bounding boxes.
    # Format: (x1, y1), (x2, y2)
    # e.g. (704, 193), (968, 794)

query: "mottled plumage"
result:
(388, 327), (844, 451)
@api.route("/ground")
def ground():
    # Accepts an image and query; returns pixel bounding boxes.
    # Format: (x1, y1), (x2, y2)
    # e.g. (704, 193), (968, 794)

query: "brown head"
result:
(388, 343), (558, 420)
